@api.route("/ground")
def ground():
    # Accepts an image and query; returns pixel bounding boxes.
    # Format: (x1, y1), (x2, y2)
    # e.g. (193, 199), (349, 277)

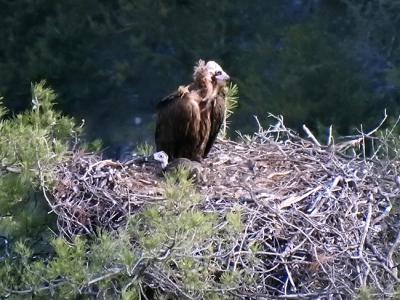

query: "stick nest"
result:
(48, 119), (400, 298)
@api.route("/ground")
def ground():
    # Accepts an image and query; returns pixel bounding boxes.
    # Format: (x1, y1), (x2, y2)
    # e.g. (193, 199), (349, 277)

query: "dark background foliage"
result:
(1, 0), (399, 156)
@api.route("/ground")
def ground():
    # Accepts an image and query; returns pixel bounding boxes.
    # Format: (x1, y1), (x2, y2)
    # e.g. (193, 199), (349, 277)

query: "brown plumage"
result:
(155, 60), (230, 161)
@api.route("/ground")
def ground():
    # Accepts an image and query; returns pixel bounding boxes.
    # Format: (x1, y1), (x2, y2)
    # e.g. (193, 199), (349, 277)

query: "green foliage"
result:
(48, 237), (88, 285)
(234, 20), (378, 137)
(225, 83), (239, 119)
(226, 206), (243, 232)
(220, 83), (239, 138)
(0, 232), (140, 298)
(394, 284), (400, 300)
(135, 142), (154, 157)
(0, 81), (78, 240)
(386, 67), (400, 88)
(0, 98), (6, 119)
(136, 167), (215, 261)
(220, 271), (241, 286)
(2, 1), (399, 146)
(162, 166), (201, 208)
(82, 138), (103, 153)
(356, 286), (375, 300)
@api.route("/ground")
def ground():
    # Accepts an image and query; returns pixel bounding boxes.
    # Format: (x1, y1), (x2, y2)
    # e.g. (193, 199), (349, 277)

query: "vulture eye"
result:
(215, 71), (222, 76)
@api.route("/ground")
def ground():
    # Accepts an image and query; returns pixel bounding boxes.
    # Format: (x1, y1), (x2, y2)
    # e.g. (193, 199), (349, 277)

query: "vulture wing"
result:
(155, 89), (203, 161)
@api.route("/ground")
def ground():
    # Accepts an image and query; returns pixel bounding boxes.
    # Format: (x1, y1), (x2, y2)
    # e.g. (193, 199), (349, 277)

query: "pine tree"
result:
(0, 81), (78, 243)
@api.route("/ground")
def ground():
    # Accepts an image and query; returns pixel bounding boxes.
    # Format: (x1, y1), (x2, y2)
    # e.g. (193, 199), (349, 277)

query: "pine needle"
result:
(220, 83), (239, 138)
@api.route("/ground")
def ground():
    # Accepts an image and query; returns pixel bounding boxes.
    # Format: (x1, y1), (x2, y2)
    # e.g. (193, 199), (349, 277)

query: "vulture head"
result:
(153, 151), (169, 169)
(193, 60), (230, 89)
(130, 151), (168, 167)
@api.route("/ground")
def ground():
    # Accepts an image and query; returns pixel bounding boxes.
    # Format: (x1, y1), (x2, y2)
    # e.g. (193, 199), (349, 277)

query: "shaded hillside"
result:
(1, 1), (400, 150)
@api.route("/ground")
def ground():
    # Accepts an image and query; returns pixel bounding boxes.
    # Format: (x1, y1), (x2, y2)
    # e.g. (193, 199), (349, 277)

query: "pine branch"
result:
(220, 83), (239, 138)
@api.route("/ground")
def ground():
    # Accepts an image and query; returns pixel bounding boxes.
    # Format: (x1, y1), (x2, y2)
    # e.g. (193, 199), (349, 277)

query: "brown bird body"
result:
(155, 60), (230, 161)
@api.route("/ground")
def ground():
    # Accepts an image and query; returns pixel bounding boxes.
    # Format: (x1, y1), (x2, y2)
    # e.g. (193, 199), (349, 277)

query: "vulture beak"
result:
(216, 71), (230, 82)
(205, 61), (230, 83)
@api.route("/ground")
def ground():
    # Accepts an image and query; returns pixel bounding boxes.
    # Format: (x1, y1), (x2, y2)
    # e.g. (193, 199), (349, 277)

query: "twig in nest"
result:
(303, 124), (321, 147)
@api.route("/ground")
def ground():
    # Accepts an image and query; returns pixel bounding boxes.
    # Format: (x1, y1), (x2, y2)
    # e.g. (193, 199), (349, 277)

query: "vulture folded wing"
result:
(155, 90), (202, 161)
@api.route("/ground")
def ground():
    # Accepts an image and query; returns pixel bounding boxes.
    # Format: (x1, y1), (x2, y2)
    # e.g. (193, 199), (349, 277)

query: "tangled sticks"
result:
(50, 154), (165, 237)
(48, 116), (400, 298)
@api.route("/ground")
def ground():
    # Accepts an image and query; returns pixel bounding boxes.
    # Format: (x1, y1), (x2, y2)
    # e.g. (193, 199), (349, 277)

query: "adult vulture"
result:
(155, 60), (230, 162)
